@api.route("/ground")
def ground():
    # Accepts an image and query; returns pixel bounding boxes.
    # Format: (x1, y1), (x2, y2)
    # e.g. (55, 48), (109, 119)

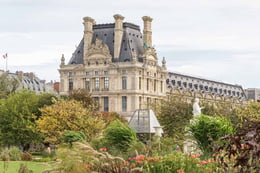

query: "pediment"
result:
(86, 39), (112, 58)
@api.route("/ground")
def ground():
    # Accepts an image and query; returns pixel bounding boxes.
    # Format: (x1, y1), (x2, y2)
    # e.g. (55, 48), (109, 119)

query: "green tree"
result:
(155, 96), (193, 143)
(0, 90), (42, 148)
(36, 99), (105, 144)
(189, 115), (234, 154)
(0, 72), (20, 98)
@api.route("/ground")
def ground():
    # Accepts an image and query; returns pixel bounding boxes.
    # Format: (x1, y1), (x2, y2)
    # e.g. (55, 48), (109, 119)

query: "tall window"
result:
(122, 76), (127, 89)
(139, 96), (142, 109)
(104, 97), (109, 112)
(139, 77), (142, 90)
(95, 78), (100, 90)
(154, 79), (156, 92)
(69, 79), (73, 91)
(147, 78), (149, 90)
(104, 77), (109, 90)
(85, 78), (90, 91)
(161, 81), (163, 92)
(122, 96), (127, 112)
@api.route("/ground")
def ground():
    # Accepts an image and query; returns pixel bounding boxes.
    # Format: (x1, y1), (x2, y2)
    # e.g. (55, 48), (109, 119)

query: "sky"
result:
(0, 0), (259, 88)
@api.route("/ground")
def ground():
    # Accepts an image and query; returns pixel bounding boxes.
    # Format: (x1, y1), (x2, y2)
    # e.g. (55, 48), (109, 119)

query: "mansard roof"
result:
(68, 22), (145, 65)
(167, 71), (246, 99)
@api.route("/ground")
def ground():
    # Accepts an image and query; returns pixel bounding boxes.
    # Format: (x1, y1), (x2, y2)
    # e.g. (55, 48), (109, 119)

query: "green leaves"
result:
(188, 115), (234, 154)
(103, 120), (137, 152)
(0, 90), (42, 147)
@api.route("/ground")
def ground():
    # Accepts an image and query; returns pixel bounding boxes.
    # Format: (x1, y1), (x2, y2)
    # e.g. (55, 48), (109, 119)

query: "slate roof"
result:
(68, 22), (145, 65)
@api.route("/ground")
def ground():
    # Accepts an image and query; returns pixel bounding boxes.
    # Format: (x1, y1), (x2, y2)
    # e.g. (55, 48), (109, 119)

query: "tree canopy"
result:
(0, 90), (42, 147)
(36, 99), (105, 144)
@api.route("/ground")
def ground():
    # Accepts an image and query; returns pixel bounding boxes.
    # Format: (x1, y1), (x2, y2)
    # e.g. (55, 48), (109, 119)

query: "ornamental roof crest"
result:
(86, 39), (112, 57)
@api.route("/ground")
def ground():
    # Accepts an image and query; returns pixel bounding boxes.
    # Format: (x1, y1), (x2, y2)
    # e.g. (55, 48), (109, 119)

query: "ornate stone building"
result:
(59, 15), (167, 118)
(166, 72), (247, 105)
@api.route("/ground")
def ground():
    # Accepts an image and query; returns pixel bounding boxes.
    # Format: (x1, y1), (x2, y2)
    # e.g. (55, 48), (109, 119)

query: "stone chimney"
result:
(113, 14), (124, 59)
(83, 16), (95, 58)
(142, 16), (153, 48)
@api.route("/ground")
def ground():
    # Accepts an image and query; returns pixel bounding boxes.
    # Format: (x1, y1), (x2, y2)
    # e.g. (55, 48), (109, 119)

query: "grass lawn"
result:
(0, 161), (53, 173)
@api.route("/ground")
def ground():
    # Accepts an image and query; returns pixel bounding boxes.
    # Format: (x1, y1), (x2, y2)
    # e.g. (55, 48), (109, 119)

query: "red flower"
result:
(122, 161), (129, 165)
(198, 160), (211, 165)
(177, 169), (185, 173)
(99, 148), (107, 151)
(189, 154), (201, 158)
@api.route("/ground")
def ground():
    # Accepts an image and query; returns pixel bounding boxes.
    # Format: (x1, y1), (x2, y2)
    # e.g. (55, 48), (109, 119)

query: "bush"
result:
(61, 130), (86, 146)
(103, 120), (137, 152)
(0, 149), (10, 161)
(189, 115), (234, 154)
(9, 146), (22, 161)
(21, 152), (32, 161)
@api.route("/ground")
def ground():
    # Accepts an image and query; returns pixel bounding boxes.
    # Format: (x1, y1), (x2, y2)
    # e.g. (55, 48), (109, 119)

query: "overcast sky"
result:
(0, 0), (259, 88)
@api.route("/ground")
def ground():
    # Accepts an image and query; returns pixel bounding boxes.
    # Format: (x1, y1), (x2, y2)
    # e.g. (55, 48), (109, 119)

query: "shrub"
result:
(189, 115), (234, 154)
(215, 117), (260, 173)
(0, 149), (10, 161)
(9, 146), (22, 161)
(61, 130), (86, 146)
(103, 120), (137, 152)
(21, 152), (32, 161)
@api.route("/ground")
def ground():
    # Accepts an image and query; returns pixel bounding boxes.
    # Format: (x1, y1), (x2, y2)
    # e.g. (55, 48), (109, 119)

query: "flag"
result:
(3, 53), (7, 59)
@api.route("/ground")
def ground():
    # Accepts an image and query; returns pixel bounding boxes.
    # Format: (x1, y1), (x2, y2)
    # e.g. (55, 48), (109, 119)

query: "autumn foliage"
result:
(36, 99), (105, 144)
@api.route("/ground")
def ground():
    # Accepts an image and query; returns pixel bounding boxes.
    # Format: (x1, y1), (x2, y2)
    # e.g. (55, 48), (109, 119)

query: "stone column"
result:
(113, 14), (124, 59)
(142, 16), (153, 48)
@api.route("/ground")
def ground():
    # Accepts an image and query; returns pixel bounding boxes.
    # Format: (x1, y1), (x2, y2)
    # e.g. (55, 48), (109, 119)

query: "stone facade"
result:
(59, 15), (167, 118)
(245, 88), (260, 102)
(166, 72), (247, 105)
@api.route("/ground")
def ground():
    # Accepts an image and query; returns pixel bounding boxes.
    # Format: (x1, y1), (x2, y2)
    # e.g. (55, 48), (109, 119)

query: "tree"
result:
(0, 90), (42, 148)
(155, 96), (193, 143)
(68, 89), (97, 109)
(0, 72), (20, 98)
(36, 99), (105, 144)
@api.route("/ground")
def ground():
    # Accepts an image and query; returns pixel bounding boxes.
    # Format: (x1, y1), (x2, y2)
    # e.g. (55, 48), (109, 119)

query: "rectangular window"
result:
(94, 97), (100, 109)
(85, 78), (90, 91)
(139, 77), (141, 90)
(95, 78), (100, 90)
(154, 79), (156, 92)
(161, 81), (163, 92)
(95, 71), (99, 75)
(122, 96), (127, 112)
(147, 78), (149, 90)
(69, 72), (73, 77)
(104, 97), (109, 112)
(122, 76), (127, 89)
(104, 71), (109, 75)
(122, 70), (127, 74)
(104, 77), (109, 90)
(69, 79), (73, 91)
(86, 72), (90, 76)
(139, 96), (142, 109)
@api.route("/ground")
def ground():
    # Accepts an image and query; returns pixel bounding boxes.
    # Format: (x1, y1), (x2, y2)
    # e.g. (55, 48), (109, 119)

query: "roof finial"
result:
(60, 54), (65, 67)
(162, 57), (167, 70)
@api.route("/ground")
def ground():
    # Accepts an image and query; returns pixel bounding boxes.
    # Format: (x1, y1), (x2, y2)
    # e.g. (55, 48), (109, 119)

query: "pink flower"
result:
(189, 154), (200, 158)
(99, 148), (107, 151)
(177, 169), (185, 173)
(198, 160), (211, 165)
